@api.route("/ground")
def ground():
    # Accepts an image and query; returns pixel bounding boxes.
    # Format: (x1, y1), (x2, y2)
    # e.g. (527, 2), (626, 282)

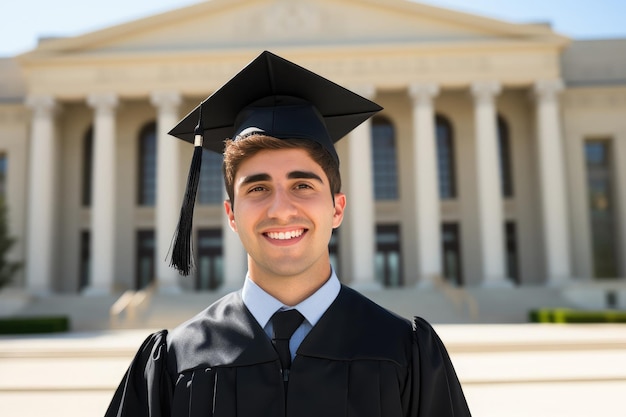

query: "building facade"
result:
(0, 0), (624, 296)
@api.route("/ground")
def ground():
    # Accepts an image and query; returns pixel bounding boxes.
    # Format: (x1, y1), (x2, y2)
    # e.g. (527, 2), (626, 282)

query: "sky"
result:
(1, 0), (625, 57)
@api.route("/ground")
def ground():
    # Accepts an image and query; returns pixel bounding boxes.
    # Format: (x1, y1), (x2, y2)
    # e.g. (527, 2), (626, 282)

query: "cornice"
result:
(18, 38), (563, 66)
(21, 47), (562, 99)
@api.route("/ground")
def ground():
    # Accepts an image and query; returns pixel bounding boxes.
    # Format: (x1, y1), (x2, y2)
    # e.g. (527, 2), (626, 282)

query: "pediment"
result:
(20, 0), (568, 60)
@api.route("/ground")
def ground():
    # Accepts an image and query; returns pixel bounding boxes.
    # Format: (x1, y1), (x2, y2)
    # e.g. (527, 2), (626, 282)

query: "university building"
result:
(0, 0), (624, 306)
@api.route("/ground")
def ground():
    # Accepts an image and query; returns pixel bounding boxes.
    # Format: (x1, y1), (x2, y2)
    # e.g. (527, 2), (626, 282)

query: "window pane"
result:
(586, 142), (607, 166)
(375, 253), (385, 285)
(372, 117), (399, 200)
(198, 233), (222, 248)
(585, 140), (618, 278)
(198, 149), (224, 205)
(82, 127), (93, 207)
(436, 116), (456, 199)
(498, 116), (514, 197)
(199, 257), (212, 290)
(197, 229), (223, 290)
(136, 230), (155, 289)
(441, 223), (463, 286)
(505, 222), (519, 284)
(214, 257), (224, 287)
(444, 252), (459, 282)
(388, 252), (401, 287)
(79, 231), (90, 291)
(376, 225), (402, 287)
(138, 123), (157, 206)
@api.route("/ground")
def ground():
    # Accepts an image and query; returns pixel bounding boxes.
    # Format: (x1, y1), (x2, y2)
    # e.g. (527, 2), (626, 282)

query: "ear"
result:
(332, 193), (346, 228)
(224, 199), (237, 232)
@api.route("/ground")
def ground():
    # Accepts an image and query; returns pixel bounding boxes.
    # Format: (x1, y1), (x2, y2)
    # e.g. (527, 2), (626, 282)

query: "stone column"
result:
(346, 86), (378, 288)
(533, 79), (571, 284)
(223, 188), (247, 290)
(151, 91), (182, 293)
(25, 95), (58, 295)
(409, 83), (442, 287)
(85, 93), (118, 295)
(471, 81), (509, 286)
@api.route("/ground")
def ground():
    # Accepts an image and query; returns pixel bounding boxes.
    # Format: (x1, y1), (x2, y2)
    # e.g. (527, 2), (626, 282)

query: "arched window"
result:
(138, 122), (157, 206)
(82, 126), (94, 207)
(198, 149), (224, 205)
(435, 115), (456, 199)
(371, 116), (399, 200)
(498, 115), (514, 198)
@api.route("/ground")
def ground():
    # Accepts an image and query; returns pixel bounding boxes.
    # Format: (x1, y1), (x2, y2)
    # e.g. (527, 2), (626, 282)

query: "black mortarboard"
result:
(169, 50), (382, 163)
(167, 50), (382, 275)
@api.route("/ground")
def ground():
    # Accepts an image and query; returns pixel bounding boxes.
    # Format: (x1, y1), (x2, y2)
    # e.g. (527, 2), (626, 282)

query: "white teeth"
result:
(267, 230), (304, 240)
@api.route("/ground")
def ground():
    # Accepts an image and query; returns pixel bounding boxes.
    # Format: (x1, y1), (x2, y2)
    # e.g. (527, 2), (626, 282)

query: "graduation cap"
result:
(168, 50), (382, 275)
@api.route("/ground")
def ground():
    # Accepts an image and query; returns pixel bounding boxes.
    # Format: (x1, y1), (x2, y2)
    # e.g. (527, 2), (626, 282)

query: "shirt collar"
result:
(242, 268), (341, 328)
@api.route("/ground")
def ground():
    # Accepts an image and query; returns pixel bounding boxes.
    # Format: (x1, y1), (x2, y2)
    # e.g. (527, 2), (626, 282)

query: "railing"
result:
(109, 283), (156, 328)
(432, 275), (479, 321)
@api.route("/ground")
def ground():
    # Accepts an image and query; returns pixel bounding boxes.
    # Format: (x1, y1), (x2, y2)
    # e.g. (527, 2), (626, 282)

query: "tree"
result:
(0, 198), (22, 289)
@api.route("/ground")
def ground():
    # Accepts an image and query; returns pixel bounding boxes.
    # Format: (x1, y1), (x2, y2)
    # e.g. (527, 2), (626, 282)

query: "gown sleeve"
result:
(104, 330), (173, 417)
(410, 317), (472, 417)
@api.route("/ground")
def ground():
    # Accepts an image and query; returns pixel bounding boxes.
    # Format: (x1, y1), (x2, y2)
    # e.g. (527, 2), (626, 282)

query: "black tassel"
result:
(169, 105), (204, 275)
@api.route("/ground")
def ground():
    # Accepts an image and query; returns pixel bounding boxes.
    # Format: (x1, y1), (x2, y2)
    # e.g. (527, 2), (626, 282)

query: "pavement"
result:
(1, 323), (625, 417)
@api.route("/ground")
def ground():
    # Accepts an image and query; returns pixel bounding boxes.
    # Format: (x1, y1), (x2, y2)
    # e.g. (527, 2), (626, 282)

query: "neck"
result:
(248, 262), (332, 306)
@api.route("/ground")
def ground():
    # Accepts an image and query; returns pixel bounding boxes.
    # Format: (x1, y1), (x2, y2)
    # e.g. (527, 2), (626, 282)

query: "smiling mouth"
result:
(265, 229), (306, 240)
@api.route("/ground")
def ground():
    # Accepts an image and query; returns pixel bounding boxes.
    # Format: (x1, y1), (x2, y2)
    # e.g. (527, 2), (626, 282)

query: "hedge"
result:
(529, 308), (626, 323)
(0, 316), (70, 334)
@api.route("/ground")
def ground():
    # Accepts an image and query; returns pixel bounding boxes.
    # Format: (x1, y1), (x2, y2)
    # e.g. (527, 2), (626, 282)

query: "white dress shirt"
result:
(242, 269), (341, 360)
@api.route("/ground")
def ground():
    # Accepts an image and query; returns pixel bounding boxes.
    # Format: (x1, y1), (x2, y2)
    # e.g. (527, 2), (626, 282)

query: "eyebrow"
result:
(239, 173), (271, 186)
(288, 171), (324, 183)
(238, 171), (324, 187)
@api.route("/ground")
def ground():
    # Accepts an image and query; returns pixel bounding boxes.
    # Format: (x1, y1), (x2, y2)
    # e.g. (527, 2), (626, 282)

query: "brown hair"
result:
(222, 135), (341, 205)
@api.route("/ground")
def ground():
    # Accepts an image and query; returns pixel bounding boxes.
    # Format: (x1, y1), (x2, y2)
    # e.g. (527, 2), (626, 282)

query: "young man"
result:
(105, 51), (471, 417)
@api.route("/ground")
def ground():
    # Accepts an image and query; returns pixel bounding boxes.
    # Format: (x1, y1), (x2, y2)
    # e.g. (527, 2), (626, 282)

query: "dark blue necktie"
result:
(271, 309), (304, 387)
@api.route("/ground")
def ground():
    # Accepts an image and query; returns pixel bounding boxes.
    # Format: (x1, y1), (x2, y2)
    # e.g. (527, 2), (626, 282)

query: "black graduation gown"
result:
(105, 285), (471, 417)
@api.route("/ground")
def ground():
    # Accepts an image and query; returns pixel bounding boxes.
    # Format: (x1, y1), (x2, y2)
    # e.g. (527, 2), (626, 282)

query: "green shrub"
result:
(0, 316), (70, 334)
(529, 308), (626, 323)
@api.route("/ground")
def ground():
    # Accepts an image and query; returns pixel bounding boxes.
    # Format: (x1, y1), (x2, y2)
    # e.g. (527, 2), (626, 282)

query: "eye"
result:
(294, 183), (314, 190)
(248, 185), (267, 193)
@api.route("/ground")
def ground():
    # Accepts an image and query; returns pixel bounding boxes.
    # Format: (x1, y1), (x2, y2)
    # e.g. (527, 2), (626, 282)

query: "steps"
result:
(2, 282), (624, 416)
(1, 283), (586, 331)
(1, 324), (625, 417)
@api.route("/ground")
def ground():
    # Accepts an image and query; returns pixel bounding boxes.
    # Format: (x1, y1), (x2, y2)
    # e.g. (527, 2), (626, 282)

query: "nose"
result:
(267, 187), (297, 220)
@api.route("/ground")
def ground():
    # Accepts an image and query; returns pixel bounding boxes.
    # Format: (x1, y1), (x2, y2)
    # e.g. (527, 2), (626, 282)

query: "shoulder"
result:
(339, 285), (412, 332)
(411, 316), (451, 354)
(167, 290), (243, 353)
(165, 291), (275, 372)
(168, 291), (243, 340)
(298, 285), (413, 364)
(130, 329), (169, 365)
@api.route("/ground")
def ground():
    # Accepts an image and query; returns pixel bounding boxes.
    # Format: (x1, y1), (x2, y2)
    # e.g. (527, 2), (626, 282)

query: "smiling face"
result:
(224, 148), (346, 290)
